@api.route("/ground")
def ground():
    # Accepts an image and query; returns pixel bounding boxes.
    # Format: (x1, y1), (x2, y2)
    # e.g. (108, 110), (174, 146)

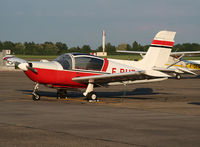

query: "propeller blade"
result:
(26, 65), (38, 74)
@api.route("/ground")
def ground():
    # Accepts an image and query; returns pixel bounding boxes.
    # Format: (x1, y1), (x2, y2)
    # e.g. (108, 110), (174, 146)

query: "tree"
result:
(127, 44), (131, 51)
(96, 45), (102, 52)
(0, 41), (3, 51)
(2, 41), (15, 53)
(15, 43), (25, 54)
(116, 43), (131, 51)
(143, 45), (150, 51)
(43, 42), (59, 55)
(132, 41), (140, 51)
(81, 45), (91, 53)
(0, 40), (200, 55)
(68, 46), (81, 52)
(24, 42), (36, 55)
(55, 42), (68, 54)
(105, 43), (116, 54)
(34, 44), (43, 55)
(24, 42), (44, 55)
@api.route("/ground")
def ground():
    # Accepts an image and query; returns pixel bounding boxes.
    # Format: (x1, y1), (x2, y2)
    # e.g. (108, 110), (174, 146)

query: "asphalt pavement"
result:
(0, 71), (200, 147)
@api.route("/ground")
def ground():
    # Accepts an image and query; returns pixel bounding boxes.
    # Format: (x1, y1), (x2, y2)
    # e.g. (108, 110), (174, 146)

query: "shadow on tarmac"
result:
(188, 102), (200, 106)
(18, 88), (166, 100)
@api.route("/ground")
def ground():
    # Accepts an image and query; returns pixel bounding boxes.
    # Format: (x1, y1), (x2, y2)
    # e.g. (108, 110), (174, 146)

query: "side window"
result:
(75, 57), (103, 71)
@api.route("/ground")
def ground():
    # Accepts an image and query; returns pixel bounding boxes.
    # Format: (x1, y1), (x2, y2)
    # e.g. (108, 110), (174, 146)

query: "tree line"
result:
(0, 40), (200, 55)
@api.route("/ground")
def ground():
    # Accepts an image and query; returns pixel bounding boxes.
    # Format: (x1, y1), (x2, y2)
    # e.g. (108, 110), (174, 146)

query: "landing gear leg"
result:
(57, 89), (67, 99)
(83, 80), (98, 102)
(32, 83), (40, 101)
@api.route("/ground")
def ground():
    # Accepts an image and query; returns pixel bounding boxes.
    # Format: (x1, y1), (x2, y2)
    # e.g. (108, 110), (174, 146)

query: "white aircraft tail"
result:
(139, 30), (176, 69)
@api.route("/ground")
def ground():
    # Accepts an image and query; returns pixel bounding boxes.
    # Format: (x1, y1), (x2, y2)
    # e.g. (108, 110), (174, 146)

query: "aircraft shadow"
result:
(169, 76), (200, 80)
(188, 102), (200, 106)
(195, 75), (200, 79)
(18, 88), (163, 100)
(96, 88), (160, 99)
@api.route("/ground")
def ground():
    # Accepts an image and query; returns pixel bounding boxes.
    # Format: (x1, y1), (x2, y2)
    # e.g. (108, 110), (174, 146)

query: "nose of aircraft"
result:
(18, 63), (28, 71)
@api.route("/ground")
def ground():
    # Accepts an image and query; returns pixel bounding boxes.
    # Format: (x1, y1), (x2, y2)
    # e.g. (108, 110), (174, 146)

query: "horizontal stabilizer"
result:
(153, 67), (197, 75)
(176, 67), (197, 75)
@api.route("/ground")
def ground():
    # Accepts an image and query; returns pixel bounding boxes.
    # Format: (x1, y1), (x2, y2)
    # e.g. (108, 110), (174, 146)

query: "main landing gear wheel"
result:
(175, 73), (181, 80)
(87, 91), (98, 102)
(84, 81), (99, 102)
(57, 89), (67, 99)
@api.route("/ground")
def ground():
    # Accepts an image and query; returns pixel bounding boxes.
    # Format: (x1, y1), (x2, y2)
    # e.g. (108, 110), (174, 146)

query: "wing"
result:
(117, 50), (200, 57)
(3, 56), (27, 66)
(116, 50), (146, 55)
(171, 51), (200, 57)
(72, 70), (170, 86)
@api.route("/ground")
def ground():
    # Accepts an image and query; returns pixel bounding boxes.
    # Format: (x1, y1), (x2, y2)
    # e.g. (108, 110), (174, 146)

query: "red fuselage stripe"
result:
(102, 58), (109, 72)
(151, 40), (174, 47)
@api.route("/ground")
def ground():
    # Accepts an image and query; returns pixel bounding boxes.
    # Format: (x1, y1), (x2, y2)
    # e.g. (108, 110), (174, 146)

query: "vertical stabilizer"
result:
(139, 31), (176, 69)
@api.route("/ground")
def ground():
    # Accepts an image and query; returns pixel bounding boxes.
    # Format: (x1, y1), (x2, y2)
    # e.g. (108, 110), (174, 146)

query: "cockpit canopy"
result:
(54, 53), (104, 71)
(54, 54), (72, 70)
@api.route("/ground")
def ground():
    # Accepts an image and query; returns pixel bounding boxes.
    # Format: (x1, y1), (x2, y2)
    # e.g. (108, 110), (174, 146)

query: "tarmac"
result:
(0, 71), (200, 147)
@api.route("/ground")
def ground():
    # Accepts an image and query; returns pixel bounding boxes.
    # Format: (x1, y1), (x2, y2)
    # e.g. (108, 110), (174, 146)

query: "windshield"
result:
(75, 56), (103, 71)
(54, 54), (72, 70)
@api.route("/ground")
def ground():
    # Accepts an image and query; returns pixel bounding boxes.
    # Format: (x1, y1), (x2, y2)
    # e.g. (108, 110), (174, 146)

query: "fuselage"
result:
(24, 53), (138, 89)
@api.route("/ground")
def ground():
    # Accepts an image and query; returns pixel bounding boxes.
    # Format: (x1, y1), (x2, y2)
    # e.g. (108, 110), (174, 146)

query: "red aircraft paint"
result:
(25, 68), (101, 88)
(151, 40), (174, 47)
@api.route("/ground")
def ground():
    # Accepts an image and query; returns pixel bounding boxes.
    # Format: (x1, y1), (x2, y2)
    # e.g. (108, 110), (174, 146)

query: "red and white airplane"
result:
(4, 30), (176, 101)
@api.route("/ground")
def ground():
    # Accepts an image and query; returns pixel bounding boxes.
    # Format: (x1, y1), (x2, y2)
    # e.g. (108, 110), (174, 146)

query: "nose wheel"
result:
(32, 93), (40, 101)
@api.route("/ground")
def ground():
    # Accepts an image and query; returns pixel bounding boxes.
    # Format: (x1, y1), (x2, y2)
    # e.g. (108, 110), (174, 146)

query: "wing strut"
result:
(167, 54), (184, 68)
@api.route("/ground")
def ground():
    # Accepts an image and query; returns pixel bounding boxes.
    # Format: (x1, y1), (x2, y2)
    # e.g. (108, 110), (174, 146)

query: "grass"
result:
(16, 54), (141, 61)
(106, 55), (141, 60)
(183, 56), (200, 60)
(15, 54), (200, 61)
(16, 55), (58, 60)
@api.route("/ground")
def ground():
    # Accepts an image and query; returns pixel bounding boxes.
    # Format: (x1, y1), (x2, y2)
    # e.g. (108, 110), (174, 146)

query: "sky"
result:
(0, 0), (199, 49)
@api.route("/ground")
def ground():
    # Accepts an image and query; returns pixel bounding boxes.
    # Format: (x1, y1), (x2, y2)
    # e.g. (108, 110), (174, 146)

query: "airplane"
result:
(117, 48), (200, 79)
(3, 55), (26, 66)
(3, 30), (176, 101)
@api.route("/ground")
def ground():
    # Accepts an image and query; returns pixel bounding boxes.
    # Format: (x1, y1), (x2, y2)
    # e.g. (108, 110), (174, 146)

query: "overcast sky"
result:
(0, 0), (199, 49)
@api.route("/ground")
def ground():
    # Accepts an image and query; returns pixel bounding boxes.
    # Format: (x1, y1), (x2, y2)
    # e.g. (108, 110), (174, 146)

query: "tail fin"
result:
(139, 30), (176, 69)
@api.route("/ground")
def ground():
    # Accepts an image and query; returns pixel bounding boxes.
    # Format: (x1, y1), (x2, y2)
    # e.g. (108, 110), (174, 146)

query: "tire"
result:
(32, 94), (40, 101)
(57, 89), (67, 99)
(87, 92), (97, 100)
(57, 93), (61, 99)
(175, 74), (181, 80)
